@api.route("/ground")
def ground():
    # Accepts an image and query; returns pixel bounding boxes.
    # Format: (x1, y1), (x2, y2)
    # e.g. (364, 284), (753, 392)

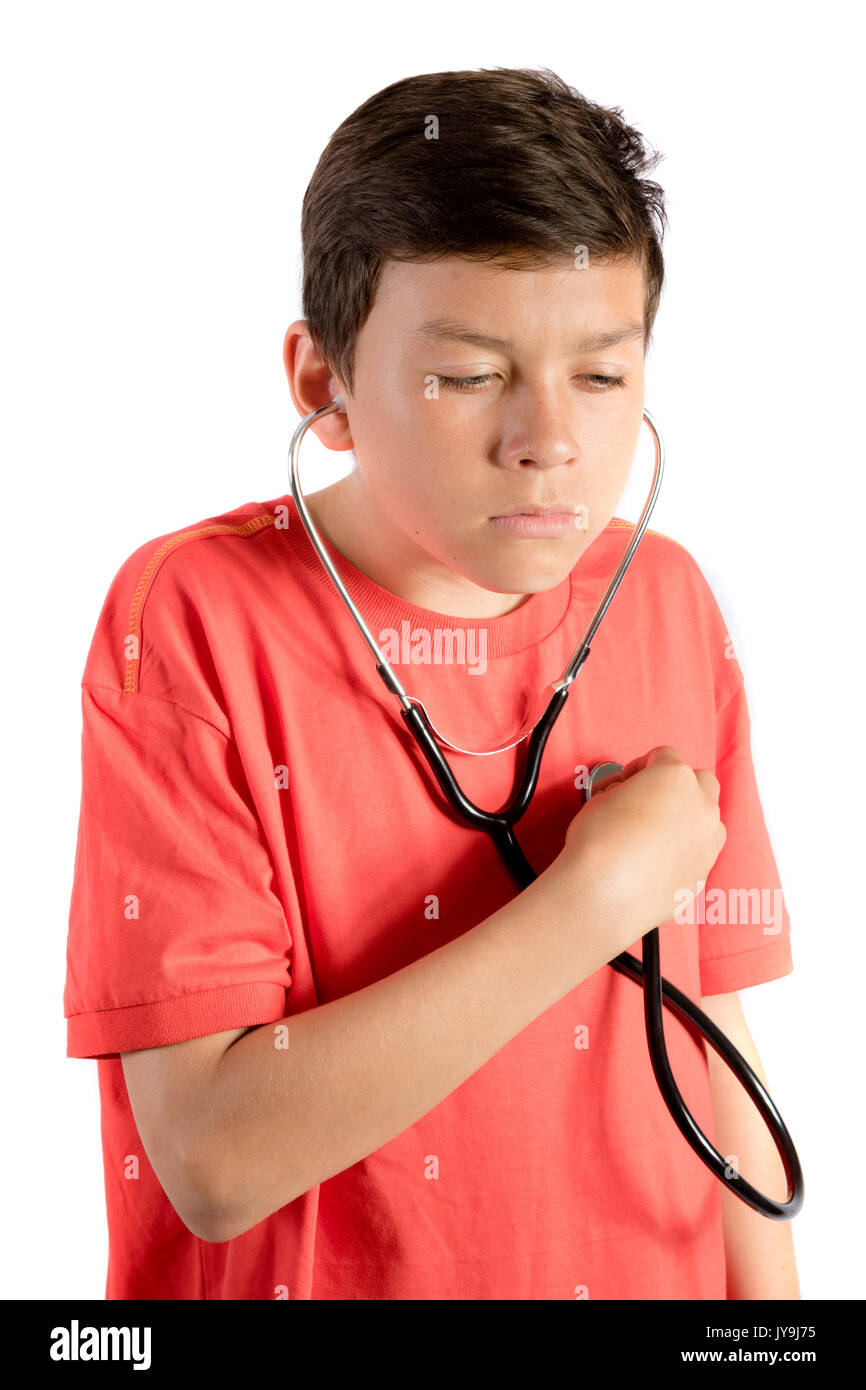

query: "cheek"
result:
(385, 447), (465, 510)
(609, 456), (635, 496)
(579, 455), (635, 537)
(364, 452), (459, 537)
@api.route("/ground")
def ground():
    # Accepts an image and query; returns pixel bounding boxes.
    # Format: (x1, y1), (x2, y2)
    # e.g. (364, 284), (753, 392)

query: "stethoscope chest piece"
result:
(586, 761), (624, 800)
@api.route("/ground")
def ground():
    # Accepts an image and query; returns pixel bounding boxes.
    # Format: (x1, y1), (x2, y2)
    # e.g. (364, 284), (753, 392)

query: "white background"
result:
(2, 0), (862, 1301)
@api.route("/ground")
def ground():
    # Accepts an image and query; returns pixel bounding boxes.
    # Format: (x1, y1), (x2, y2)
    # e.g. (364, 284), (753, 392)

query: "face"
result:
(289, 254), (648, 609)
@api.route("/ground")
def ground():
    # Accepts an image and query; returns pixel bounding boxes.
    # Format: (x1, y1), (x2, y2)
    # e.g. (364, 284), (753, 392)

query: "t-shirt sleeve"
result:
(64, 682), (293, 1059)
(697, 673), (793, 995)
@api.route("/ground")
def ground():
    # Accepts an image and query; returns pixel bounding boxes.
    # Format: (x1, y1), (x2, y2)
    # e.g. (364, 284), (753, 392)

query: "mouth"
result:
(487, 505), (585, 538)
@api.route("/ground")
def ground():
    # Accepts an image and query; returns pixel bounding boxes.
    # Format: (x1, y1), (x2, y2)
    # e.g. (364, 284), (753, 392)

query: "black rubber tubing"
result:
(385, 668), (804, 1221)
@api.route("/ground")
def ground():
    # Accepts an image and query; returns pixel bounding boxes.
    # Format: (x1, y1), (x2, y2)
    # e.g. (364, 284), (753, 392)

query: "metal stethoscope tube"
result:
(288, 398), (804, 1221)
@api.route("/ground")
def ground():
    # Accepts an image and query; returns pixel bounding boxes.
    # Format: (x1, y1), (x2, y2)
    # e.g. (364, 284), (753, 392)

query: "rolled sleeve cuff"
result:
(699, 936), (793, 995)
(66, 982), (289, 1059)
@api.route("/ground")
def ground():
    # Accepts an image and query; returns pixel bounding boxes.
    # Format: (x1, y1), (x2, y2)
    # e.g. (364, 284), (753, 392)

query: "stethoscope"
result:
(287, 395), (804, 1221)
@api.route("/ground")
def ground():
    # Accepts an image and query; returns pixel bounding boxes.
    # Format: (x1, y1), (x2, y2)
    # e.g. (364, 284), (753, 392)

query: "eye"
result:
(436, 374), (496, 393)
(435, 373), (627, 393)
(584, 374), (626, 390)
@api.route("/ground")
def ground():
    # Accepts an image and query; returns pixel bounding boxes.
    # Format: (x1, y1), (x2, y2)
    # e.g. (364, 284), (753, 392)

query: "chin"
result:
(463, 547), (581, 596)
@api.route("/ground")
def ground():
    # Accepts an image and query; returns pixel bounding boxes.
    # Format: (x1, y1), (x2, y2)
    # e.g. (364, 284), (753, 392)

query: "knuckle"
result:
(670, 759), (694, 787)
(699, 769), (721, 799)
(653, 744), (683, 763)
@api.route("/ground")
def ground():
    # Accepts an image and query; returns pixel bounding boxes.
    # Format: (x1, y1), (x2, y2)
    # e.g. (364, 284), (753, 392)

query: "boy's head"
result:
(284, 67), (667, 609)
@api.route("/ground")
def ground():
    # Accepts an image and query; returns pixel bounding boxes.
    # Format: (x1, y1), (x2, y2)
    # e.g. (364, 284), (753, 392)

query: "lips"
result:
(490, 505), (579, 518)
(487, 511), (585, 537)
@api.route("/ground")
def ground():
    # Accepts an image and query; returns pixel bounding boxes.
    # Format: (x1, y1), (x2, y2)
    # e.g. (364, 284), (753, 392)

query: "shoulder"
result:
(600, 517), (728, 617)
(80, 496), (287, 701)
(603, 516), (706, 581)
(594, 519), (744, 698)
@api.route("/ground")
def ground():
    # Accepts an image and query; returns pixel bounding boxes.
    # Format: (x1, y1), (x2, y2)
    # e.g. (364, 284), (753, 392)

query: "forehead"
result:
(369, 256), (647, 342)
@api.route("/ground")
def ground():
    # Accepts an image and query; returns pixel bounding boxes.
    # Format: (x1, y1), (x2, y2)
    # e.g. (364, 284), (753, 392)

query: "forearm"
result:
(702, 993), (801, 1300)
(190, 851), (627, 1241)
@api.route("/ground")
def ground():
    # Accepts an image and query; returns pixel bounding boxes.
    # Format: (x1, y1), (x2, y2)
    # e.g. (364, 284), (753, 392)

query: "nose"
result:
(497, 394), (581, 471)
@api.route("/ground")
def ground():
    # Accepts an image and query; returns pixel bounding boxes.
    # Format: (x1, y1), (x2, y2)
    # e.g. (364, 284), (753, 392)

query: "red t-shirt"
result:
(64, 495), (793, 1300)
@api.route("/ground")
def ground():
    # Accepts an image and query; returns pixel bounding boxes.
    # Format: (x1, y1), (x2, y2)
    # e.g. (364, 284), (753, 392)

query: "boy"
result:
(64, 66), (800, 1300)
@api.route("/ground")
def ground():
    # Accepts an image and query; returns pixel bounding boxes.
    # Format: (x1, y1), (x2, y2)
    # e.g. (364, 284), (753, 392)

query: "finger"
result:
(644, 745), (685, 768)
(601, 746), (676, 788)
(694, 768), (721, 804)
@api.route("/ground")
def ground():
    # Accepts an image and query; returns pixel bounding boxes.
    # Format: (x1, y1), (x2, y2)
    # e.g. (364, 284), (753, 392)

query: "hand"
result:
(557, 745), (726, 942)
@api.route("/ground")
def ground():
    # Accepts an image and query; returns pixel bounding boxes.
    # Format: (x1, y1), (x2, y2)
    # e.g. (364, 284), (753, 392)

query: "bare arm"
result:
(701, 990), (801, 1300)
(123, 848), (635, 1243)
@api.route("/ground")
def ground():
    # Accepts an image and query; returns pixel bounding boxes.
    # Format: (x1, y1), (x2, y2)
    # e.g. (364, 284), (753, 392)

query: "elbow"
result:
(173, 1148), (303, 1243)
(183, 1178), (258, 1245)
(163, 1141), (254, 1245)
(164, 1167), (233, 1244)
(183, 1196), (298, 1245)
(177, 1203), (229, 1245)
(175, 1183), (250, 1245)
(185, 1206), (245, 1245)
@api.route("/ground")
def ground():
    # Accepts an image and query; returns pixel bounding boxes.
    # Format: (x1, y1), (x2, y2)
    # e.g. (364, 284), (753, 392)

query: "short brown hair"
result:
(301, 67), (667, 396)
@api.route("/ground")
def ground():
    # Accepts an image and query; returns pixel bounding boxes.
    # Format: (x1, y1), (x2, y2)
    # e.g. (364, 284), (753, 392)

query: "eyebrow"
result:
(412, 317), (645, 354)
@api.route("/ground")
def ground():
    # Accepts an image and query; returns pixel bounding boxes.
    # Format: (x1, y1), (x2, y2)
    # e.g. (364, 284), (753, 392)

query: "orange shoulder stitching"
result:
(123, 513), (276, 693)
(606, 518), (690, 553)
